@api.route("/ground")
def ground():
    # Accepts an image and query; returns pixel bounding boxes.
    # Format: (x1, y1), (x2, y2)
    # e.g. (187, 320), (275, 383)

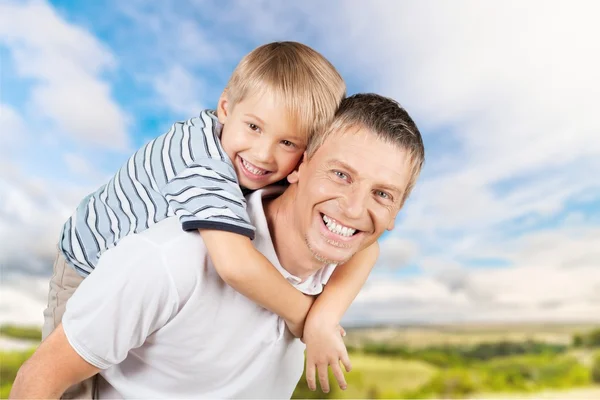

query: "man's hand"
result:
(303, 321), (352, 393)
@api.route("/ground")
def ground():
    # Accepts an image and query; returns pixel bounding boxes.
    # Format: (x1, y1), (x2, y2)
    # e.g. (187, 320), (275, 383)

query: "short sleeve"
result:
(161, 157), (256, 239)
(62, 236), (179, 369)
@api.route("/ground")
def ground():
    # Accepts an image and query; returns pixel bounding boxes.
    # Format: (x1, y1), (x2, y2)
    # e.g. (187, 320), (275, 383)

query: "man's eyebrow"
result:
(244, 113), (265, 125)
(327, 160), (358, 176)
(328, 160), (404, 197)
(377, 183), (404, 198)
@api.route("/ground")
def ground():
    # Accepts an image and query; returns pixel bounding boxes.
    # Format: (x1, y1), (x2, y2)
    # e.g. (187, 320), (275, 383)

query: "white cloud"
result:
(62, 153), (108, 183)
(0, 162), (91, 276)
(152, 65), (205, 115)
(376, 237), (419, 269)
(118, 2), (234, 67)
(294, 3), (600, 321)
(0, 276), (48, 327)
(0, 0), (130, 150)
(0, 104), (28, 150)
(345, 226), (600, 325)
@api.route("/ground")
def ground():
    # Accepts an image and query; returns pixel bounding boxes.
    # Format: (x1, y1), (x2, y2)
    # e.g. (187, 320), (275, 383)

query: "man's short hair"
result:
(307, 93), (425, 206)
(225, 41), (346, 143)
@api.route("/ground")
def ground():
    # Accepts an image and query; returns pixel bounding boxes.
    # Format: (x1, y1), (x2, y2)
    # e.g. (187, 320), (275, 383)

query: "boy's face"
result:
(217, 91), (307, 190)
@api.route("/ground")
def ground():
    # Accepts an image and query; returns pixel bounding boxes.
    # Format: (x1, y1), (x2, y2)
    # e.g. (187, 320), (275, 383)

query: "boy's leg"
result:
(43, 250), (98, 399)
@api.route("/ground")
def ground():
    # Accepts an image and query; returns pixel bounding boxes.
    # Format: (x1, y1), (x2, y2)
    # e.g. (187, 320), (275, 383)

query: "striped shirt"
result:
(59, 110), (254, 276)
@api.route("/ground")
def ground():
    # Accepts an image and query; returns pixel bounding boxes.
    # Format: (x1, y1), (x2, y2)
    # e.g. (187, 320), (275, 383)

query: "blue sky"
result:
(1, 0), (599, 326)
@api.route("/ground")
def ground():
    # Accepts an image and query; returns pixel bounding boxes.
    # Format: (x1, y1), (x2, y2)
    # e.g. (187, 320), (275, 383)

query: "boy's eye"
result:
(248, 123), (259, 131)
(281, 140), (295, 148)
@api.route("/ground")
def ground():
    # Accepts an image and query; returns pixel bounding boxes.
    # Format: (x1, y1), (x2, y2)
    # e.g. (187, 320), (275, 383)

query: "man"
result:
(11, 93), (425, 399)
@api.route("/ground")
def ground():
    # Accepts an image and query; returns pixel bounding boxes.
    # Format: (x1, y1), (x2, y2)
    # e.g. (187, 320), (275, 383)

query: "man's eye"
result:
(334, 171), (348, 180)
(376, 190), (390, 200)
(281, 140), (295, 147)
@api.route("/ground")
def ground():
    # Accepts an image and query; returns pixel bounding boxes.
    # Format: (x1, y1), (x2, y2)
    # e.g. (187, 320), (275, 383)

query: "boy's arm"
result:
(308, 241), (379, 323)
(201, 229), (314, 337)
(10, 324), (100, 399)
(161, 118), (313, 336)
(303, 241), (380, 393)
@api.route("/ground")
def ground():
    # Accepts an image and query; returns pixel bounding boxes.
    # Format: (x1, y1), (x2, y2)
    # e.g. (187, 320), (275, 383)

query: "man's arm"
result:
(11, 236), (179, 399)
(201, 230), (314, 337)
(303, 241), (380, 392)
(11, 324), (100, 399)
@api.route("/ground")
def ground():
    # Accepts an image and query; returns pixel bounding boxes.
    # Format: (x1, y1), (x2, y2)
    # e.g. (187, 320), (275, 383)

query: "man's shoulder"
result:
(137, 217), (189, 244)
(125, 218), (206, 299)
(137, 218), (207, 259)
(98, 218), (201, 272)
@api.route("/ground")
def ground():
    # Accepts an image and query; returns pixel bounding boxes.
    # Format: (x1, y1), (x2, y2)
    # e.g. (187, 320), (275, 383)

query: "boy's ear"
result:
(217, 91), (229, 124)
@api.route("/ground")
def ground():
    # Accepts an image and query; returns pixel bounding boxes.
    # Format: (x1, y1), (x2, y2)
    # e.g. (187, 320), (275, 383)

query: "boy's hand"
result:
(284, 318), (305, 338)
(284, 294), (316, 338)
(303, 321), (352, 393)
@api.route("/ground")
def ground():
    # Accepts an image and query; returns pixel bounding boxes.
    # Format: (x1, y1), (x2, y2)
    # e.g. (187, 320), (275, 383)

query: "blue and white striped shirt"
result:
(59, 110), (254, 276)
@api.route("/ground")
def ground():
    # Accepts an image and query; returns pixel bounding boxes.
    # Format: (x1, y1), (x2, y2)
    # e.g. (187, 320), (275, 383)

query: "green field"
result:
(344, 323), (599, 348)
(2, 323), (600, 399)
(294, 354), (438, 399)
(293, 323), (600, 399)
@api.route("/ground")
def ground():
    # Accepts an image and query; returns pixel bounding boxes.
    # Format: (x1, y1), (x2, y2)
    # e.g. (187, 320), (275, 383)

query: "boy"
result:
(44, 42), (379, 396)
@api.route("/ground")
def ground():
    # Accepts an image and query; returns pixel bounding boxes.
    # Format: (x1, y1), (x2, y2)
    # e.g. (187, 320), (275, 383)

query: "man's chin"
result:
(309, 247), (353, 266)
(305, 236), (356, 265)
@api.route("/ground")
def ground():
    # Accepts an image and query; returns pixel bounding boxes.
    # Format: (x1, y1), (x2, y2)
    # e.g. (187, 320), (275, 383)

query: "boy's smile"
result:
(217, 91), (307, 190)
(236, 155), (273, 184)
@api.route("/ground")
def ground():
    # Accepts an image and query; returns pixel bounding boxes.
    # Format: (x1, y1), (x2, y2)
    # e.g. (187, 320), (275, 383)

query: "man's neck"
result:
(264, 186), (327, 280)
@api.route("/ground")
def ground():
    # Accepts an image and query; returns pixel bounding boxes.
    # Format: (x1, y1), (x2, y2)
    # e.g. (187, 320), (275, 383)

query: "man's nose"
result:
(340, 187), (368, 220)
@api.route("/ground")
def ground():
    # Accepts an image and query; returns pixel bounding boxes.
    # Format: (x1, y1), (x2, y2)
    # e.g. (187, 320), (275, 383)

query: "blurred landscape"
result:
(2, 323), (600, 399)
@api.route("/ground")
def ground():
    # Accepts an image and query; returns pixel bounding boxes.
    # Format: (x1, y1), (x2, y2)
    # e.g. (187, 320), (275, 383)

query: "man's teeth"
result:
(322, 215), (356, 237)
(242, 159), (267, 175)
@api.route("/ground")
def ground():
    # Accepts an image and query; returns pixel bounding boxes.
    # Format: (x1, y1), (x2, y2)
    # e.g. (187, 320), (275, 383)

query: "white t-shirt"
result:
(62, 187), (337, 399)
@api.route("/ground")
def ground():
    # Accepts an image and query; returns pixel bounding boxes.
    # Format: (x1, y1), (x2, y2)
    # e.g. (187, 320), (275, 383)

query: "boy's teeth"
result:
(321, 214), (356, 237)
(242, 159), (267, 175)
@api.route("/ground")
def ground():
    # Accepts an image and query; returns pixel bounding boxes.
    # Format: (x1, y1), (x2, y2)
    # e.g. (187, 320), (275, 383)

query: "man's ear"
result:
(287, 171), (299, 184)
(287, 152), (307, 184)
(386, 217), (396, 231)
(217, 91), (229, 125)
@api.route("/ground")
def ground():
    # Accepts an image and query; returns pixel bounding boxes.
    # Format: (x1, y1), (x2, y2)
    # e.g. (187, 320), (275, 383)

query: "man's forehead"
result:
(314, 127), (411, 192)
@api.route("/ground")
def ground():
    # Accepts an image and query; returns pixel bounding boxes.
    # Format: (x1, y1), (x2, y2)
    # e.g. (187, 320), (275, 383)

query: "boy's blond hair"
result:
(225, 41), (346, 142)
(307, 93), (425, 207)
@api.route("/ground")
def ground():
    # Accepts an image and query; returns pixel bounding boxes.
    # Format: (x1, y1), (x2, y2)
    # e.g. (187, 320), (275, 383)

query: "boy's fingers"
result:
(339, 326), (346, 337)
(318, 364), (330, 393)
(341, 352), (352, 372)
(305, 362), (317, 391)
(331, 361), (347, 390)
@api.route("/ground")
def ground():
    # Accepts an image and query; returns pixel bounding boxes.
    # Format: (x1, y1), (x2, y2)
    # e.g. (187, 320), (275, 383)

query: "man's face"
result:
(290, 126), (412, 265)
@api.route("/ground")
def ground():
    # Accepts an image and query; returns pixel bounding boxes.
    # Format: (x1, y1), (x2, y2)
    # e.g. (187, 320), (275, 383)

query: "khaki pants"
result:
(42, 250), (98, 399)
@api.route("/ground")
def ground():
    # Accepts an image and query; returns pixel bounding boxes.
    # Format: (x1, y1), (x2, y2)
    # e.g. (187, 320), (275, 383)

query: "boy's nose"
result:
(254, 141), (275, 165)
